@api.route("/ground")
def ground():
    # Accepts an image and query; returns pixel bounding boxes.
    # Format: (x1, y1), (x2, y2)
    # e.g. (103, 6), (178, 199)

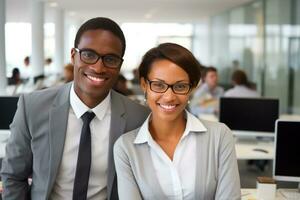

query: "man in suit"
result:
(1, 17), (149, 200)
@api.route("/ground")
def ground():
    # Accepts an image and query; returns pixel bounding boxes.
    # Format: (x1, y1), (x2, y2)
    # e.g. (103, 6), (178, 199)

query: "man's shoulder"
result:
(111, 91), (150, 131)
(22, 84), (71, 110)
(25, 84), (64, 97)
(194, 84), (209, 96)
(216, 86), (224, 93)
(112, 91), (149, 114)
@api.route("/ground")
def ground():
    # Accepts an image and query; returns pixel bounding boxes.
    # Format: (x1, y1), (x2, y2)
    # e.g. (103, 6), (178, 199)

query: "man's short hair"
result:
(74, 17), (126, 56)
(202, 66), (217, 79)
(24, 56), (30, 63)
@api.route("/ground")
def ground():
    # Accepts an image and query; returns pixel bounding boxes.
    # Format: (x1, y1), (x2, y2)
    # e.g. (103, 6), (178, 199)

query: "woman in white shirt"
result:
(224, 69), (259, 98)
(113, 43), (241, 200)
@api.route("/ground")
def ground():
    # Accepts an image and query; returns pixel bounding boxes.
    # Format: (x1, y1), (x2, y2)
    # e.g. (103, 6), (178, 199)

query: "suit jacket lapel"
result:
(46, 83), (72, 198)
(107, 90), (126, 199)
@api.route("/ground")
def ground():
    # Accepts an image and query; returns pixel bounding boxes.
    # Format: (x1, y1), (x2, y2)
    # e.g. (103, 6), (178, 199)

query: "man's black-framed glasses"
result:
(147, 79), (191, 95)
(74, 48), (123, 68)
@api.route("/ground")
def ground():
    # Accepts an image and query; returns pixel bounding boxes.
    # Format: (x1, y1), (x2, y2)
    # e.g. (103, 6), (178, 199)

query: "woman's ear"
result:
(140, 78), (147, 92)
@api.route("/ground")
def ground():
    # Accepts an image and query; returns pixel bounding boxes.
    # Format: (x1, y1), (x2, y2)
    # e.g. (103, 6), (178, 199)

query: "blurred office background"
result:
(1, 0), (300, 191)
(0, 0), (299, 115)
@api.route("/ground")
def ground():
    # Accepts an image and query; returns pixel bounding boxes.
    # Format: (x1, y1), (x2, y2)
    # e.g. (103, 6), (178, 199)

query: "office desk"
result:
(235, 138), (274, 160)
(0, 130), (10, 158)
(242, 188), (300, 200)
(0, 130), (275, 160)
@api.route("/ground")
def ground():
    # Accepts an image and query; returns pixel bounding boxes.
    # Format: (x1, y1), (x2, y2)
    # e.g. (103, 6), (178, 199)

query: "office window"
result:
(120, 23), (193, 78)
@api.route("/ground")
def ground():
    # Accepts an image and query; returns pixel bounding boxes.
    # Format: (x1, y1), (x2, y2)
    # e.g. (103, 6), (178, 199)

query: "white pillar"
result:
(64, 17), (82, 64)
(54, 8), (64, 74)
(31, 0), (44, 77)
(0, 0), (7, 94)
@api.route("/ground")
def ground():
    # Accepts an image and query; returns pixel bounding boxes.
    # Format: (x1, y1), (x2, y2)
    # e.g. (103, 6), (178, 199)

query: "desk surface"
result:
(0, 130), (10, 158)
(235, 138), (274, 160)
(0, 131), (275, 160)
(242, 188), (300, 200)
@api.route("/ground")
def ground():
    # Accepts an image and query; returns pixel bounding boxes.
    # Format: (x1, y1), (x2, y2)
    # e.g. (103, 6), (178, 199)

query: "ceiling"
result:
(6, 0), (252, 23)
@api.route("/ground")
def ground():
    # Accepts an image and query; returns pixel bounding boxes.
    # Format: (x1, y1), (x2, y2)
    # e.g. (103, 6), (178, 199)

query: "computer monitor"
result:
(219, 97), (279, 136)
(273, 120), (300, 183)
(0, 96), (19, 130)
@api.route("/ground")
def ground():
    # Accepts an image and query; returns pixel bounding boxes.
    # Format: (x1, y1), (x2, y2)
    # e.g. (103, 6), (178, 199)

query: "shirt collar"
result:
(70, 84), (111, 120)
(183, 110), (207, 137)
(134, 110), (207, 144)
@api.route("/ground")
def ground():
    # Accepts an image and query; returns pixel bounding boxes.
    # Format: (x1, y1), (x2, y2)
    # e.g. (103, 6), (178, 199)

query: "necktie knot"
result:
(81, 112), (95, 124)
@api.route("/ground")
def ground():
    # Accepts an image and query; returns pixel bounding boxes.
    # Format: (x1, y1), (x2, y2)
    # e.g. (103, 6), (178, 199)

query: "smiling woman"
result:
(114, 43), (241, 200)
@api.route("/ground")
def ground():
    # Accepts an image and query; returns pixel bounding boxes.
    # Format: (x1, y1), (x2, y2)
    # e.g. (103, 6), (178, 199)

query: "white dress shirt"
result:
(50, 84), (111, 200)
(134, 111), (207, 200)
(190, 83), (224, 115)
(224, 85), (260, 98)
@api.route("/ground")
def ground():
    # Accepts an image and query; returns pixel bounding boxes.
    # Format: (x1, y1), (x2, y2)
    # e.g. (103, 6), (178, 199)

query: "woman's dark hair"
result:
(138, 43), (202, 88)
(74, 17), (126, 56)
(12, 68), (20, 78)
(231, 69), (253, 89)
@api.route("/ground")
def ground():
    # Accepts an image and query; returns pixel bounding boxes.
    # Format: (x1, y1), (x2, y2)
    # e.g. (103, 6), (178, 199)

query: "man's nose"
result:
(91, 58), (107, 73)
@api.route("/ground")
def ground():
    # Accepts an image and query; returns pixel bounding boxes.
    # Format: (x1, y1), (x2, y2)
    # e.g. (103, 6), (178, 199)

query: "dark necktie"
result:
(72, 112), (95, 200)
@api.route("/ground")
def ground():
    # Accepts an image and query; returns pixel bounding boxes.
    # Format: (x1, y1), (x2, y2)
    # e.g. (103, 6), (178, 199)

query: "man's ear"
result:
(71, 48), (76, 65)
(140, 77), (147, 93)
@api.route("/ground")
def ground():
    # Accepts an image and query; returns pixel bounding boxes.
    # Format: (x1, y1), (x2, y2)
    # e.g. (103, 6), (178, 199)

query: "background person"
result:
(8, 67), (22, 85)
(21, 56), (31, 81)
(64, 63), (74, 83)
(224, 69), (259, 97)
(189, 66), (224, 116)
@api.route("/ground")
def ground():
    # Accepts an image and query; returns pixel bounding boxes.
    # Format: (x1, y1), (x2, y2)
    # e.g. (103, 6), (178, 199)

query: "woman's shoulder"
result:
(198, 119), (232, 140)
(114, 128), (141, 150)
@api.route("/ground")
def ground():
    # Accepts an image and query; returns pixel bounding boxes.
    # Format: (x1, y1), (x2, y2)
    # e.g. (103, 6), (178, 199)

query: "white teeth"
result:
(87, 75), (105, 82)
(160, 104), (176, 110)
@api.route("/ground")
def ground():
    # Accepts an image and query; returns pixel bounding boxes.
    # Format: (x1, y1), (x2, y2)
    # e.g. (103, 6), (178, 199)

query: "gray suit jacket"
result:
(1, 82), (149, 200)
(114, 120), (241, 200)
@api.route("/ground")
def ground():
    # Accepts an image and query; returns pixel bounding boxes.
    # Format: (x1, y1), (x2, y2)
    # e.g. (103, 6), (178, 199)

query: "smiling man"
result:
(1, 17), (149, 200)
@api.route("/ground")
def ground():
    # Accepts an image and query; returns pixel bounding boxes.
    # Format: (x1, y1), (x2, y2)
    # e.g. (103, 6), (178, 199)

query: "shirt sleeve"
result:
(215, 124), (241, 200)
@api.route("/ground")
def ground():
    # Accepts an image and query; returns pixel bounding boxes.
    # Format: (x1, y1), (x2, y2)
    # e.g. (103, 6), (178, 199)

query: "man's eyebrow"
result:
(79, 48), (122, 57)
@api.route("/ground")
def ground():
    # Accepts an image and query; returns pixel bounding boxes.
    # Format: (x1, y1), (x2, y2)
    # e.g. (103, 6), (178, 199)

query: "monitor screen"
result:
(219, 97), (279, 133)
(0, 96), (19, 130)
(274, 120), (300, 182)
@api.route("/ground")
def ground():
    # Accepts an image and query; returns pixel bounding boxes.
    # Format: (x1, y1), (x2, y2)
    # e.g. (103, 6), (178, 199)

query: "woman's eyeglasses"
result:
(147, 79), (191, 95)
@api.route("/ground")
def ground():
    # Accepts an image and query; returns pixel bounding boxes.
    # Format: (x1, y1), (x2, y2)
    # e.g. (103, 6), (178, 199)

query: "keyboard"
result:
(280, 191), (300, 199)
